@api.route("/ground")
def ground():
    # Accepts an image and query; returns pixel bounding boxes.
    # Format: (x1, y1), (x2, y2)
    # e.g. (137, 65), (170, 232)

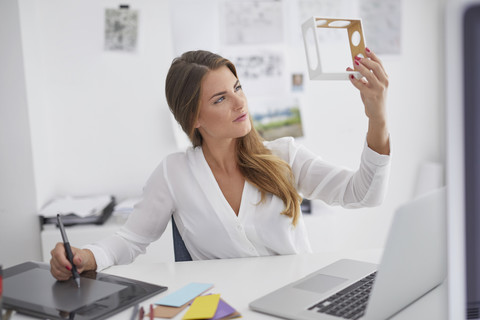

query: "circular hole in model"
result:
(328, 20), (351, 27)
(315, 19), (327, 27)
(351, 31), (361, 46)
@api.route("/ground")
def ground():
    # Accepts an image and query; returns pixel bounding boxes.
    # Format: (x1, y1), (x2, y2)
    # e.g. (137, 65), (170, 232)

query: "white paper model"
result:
(302, 17), (366, 80)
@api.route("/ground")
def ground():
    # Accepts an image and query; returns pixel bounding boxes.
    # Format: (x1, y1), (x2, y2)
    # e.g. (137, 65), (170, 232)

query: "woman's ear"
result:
(194, 117), (201, 129)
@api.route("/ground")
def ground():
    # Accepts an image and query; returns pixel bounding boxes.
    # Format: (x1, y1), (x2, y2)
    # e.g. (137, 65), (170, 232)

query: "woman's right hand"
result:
(50, 242), (97, 280)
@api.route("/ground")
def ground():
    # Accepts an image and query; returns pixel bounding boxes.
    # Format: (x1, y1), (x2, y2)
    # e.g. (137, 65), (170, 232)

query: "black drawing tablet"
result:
(3, 261), (167, 319)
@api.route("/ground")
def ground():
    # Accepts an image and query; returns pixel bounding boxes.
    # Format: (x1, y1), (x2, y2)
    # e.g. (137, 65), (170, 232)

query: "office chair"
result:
(171, 216), (192, 261)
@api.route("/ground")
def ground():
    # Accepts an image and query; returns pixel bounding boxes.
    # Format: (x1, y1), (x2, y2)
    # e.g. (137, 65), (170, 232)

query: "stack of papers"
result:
(151, 283), (240, 319)
(39, 195), (113, 218)
(38, 195), (115, 226)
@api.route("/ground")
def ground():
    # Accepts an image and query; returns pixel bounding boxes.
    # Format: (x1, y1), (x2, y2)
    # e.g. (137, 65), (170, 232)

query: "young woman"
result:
(50, 49), (390, 279)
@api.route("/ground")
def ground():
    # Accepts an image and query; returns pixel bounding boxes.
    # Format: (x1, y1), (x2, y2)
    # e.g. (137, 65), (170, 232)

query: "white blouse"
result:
(85, 137), (390, 271)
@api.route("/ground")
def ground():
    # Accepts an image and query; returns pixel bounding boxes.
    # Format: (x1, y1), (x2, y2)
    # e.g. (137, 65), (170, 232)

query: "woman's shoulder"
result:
(147, 148), (195, 182)
(263, 136), (297, 161)
(162, 146), (207, 170)
(263, 136), (295, 149)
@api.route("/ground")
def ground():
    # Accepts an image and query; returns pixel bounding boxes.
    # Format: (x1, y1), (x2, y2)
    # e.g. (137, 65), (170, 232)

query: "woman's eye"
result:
(214, 96), (225, 104)
(235, 85), (242, 92)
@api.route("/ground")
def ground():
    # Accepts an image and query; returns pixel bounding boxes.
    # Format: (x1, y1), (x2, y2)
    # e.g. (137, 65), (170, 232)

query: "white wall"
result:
(0, 0), (41, 267)
(18, 0), (177, 208)
(0, 0), (446, 267)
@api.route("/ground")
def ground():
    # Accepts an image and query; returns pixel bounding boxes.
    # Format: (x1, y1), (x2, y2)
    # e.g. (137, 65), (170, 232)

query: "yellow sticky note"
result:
(182, 294), (221, 320)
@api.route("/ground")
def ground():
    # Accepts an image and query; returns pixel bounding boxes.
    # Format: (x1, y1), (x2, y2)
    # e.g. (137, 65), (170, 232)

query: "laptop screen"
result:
(463, 2), (480, 316)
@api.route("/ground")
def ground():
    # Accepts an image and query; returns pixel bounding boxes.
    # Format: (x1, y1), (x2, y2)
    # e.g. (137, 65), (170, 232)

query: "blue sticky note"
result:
(155, 283), (213, 307)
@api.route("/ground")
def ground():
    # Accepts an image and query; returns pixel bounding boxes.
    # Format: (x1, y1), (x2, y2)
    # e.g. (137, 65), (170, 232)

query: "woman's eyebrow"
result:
(209, 80), (240, 101)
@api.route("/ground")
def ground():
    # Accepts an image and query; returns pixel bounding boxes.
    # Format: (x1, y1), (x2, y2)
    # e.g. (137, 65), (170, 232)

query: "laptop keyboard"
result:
(307, 271), (377, 320)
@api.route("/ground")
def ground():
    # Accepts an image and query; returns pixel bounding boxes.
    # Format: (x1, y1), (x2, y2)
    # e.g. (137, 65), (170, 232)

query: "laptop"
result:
(249, 187), (447, 320)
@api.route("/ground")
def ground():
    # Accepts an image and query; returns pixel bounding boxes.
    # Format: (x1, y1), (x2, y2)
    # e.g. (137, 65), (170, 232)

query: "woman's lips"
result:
(234, 113), (248, 122)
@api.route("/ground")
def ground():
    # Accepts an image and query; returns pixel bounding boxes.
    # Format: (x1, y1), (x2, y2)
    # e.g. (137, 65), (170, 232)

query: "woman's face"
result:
(195, 65), (251, 144)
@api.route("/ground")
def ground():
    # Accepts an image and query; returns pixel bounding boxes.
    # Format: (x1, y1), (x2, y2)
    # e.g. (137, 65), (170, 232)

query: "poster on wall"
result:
(104, 7), (139, 52)
(220, 0), (284, 45)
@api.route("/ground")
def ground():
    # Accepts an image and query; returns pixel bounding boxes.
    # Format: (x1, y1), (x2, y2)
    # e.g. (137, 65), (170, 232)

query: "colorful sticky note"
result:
(210, 298), (236, 320)
(149, 302), (190, 319)
(155, 283), (213, 307)
(182, 294), (221, 320)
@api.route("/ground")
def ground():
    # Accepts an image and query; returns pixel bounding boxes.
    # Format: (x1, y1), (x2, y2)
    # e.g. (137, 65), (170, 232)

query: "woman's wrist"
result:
(82, 249), (98, 271)
(367, 119), (390, 155)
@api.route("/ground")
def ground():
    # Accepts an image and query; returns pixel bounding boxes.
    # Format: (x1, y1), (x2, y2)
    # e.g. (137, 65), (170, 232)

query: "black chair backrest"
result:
(171, 217), (192, 262)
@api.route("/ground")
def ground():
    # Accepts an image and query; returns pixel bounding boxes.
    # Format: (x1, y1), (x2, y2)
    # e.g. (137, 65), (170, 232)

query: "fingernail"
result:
(366, 47), (371, 53)
(65, 265), (71, 271)
(354, 56), (361, 60)
(354, 60), (360, 66)
(350, 75), (355, 80)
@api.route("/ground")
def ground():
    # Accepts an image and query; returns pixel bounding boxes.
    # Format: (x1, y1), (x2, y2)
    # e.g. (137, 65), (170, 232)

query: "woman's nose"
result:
(232, 94), (244, 110)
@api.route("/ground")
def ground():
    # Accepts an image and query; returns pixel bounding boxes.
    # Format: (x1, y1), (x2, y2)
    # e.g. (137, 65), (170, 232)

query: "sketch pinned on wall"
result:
(223, 49), (287, 96)
(298, 0), (356, 24)
(104, 7), (139, 52)
(294, 0), (358, 44)
(234, 52), (283, 79)
(250, 97), (304, 141)
(359, 0), (402, 54)
(220, 0), (284, 45)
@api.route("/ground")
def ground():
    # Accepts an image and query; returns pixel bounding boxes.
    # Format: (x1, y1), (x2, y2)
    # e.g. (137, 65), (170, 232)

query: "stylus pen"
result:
(130, 304), (139, 320)
(57, 214), (81, 288)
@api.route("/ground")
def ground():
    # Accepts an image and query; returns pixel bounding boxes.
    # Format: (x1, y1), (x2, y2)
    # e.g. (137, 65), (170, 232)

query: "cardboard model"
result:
(302, 17), (366, 80)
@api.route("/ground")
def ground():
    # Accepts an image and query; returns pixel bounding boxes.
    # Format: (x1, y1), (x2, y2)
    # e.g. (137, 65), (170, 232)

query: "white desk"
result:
(10, 250), (446, 319)
(8, 251), (447, 319)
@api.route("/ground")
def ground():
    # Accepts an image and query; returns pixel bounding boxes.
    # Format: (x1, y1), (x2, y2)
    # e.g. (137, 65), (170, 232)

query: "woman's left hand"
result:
(347, 48), (390, 155)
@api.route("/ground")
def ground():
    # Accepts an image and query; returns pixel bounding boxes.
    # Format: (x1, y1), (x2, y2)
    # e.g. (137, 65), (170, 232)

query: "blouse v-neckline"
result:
(194, 146), (249, 219)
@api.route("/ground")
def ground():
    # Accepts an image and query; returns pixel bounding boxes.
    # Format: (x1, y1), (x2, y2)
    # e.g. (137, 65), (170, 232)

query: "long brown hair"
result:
(165, 50), (302, 225)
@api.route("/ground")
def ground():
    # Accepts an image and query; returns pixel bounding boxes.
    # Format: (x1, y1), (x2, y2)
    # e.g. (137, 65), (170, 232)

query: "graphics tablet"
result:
(3, 261), (167, 319)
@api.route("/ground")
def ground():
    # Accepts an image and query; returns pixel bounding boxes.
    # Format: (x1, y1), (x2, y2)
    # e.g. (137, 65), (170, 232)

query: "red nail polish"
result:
(354, 60), (360, 66)
(366, 47), (371, 53)
(354, 56), (361, 60)
(65, 265), (71, 271)
(350, 75), (355, 80)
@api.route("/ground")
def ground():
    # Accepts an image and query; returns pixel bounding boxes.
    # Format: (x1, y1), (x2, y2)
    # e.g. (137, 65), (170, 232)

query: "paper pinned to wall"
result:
(104, 8), (139, 52)
(220, 0), (284, 45)
(222, 48), (287, 96)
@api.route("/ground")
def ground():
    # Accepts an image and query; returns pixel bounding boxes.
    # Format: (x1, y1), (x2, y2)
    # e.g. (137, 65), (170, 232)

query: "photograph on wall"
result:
(250, 97), (304, 141)
(220, 0), (284, 45)
(291, 73), (304, 92)
(104, 8), (139, 52)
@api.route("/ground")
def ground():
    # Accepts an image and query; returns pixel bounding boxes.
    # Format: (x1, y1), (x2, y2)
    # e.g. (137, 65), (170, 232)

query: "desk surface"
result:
(9, 250), (447, 320)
